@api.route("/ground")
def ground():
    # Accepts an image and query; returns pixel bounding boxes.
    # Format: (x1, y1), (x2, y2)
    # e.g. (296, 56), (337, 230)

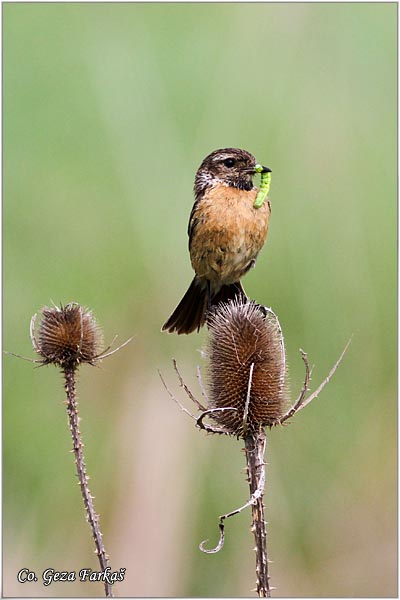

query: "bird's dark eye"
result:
(223, 158), (236, 168)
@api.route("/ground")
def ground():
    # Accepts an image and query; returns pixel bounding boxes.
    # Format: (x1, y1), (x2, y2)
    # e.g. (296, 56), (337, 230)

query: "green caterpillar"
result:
(253, 164), (271, 209)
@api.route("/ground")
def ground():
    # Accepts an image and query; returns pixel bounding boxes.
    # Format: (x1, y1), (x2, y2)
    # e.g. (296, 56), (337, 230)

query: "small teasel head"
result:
(31, 303), (104, 368)
(206, 300), (289, 436)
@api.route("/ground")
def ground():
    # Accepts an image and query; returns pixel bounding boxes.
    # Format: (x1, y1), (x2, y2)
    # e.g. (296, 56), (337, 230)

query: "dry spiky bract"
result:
(206, 300), (289, 435)
(33, 303), (103, 367)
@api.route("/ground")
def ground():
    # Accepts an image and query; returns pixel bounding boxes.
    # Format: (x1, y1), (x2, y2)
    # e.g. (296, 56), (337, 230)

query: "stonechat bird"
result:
(162, 148), (271, 334)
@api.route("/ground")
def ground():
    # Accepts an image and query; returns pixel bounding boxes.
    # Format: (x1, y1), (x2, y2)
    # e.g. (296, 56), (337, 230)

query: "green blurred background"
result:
(4, 3), (397, 597)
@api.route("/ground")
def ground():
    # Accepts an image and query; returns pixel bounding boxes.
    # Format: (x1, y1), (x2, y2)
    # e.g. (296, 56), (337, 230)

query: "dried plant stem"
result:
(199, 429), (270, 596)
(245, 430), (270, 598)
(63, 367), (113, 598)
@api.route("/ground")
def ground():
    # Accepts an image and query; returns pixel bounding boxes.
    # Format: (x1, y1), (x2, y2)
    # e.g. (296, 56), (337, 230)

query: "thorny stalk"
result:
(199, 405), (270, 597)
(198, 429), (271, 597)
(245, 431), (270, 597)
(64, 367), (113, 598)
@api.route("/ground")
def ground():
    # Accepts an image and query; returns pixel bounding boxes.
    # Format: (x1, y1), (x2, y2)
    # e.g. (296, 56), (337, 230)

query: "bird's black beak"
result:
(253, 164), (272, 174)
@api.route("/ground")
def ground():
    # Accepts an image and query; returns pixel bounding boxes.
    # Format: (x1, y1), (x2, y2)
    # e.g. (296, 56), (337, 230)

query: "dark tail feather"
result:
(162, 277), (247, 335)
(162, 277), (208, 334)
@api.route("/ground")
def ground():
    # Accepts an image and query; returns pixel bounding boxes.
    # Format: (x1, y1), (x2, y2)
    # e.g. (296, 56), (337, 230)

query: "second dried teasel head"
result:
(31, 303), (104, 369)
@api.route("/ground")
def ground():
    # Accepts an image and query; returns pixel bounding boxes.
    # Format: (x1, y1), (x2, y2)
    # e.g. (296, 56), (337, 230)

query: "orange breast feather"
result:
(189, 183), (270, 284)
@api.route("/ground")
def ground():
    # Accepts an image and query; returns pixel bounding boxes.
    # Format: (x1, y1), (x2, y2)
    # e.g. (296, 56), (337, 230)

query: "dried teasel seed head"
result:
(31, 303), (104, 368)
(206, 300), (289, 436)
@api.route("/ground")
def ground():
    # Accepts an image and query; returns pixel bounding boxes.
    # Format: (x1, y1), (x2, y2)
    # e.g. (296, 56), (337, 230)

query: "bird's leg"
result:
(204, 280), (215, 327)
(206, 280), (212, 311)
